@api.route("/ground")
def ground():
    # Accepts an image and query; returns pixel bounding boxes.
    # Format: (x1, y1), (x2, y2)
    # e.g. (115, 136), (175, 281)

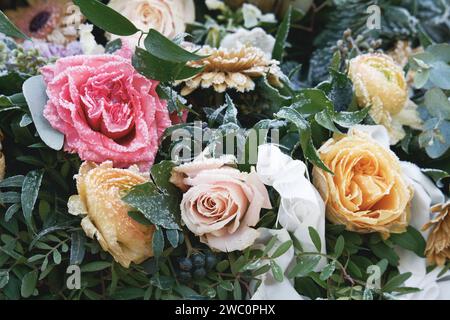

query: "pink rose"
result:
(171, 155), (272, 252)
(41, 54), (171, 169)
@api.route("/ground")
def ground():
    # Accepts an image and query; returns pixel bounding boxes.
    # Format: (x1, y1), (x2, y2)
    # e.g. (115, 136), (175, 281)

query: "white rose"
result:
(107, 0), (195, 48)
(256, 144), (327, 265)
(220, 28), (275, 58)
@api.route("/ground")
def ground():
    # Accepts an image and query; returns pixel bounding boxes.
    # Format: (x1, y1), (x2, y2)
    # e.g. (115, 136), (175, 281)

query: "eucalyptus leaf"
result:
(22, 76), (64, 151)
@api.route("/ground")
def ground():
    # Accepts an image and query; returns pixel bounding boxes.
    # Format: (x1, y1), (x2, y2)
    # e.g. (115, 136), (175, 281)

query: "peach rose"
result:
(68, 161), (155, 268)
(170, 154), (271, 252)
(312, 128), (413, 235)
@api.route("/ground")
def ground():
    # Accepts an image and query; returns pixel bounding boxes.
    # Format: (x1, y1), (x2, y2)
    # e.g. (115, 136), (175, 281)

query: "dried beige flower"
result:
(178, 46), (283, 96)
(423, 202), (450, 266)
(68, 161), (155, 268)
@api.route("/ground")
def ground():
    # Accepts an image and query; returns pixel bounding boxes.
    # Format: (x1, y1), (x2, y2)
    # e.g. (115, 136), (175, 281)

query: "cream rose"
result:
(348, 53), (422, 145)
(312, 128), (413, 235)
(170, 154), (271, 252)
(68, 161), (155, 268)
(107, 0), (195, 48)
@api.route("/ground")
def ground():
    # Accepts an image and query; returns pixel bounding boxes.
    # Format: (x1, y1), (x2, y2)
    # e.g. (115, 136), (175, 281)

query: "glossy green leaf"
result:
(0, 10), (28, 39)
(74, 0), (138, 36)
(144, 29), (205, 63)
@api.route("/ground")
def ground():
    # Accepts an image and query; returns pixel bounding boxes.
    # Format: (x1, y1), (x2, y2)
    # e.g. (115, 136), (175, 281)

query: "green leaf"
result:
(81, 261), (111, 273)
(333, 107), (370, 128)
(52, 250), (62, 265)
(5, 203), (21, 222)
(276, 107), (332, 173)
(271, 240), (293, 259)
(334, 235), (345, 258)
(128, 211), (153, 226)
(132, 47), (204, 82)
(424, 87), (450, 120)
(233, 280), (242, 300)
(270, 260), (284, 282)
(368, 241), (399, 266)
(382, 272), (412, 292)
(272, 6), (291, 62)
(0, 10), (28, 39)
(252, 264), (271, 277)
(73, 0), (138, 36)
(319, 261), (336, 281)
(144, 29), (205, 63)
(150, 160), (178, 195)
(123, 182), (181, 230)
(105, 39), (122, 54)
(0, 270), (9, 289)
(216, 260), (230, 273)
(21, 170), (44, 231)
(70, 231), (86, 265)
(0, 175), (24, 188)
(223, 94), (238, 125)
(390, 227), (426, 257)
(288, 255), (321, 278)
(292, 89), (333, 116)
(308, 226), (322, 252)
(152, 228), (165, 257)
(21, 270), (38, 298)
(166, 229), (180, 248)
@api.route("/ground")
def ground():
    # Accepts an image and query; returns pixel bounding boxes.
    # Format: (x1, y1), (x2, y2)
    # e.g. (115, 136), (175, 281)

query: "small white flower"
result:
(79, 24), (105, 55)
(205, 0), (226, 11)
(220, 28), (275, 58)
(242, 4), (276, 29)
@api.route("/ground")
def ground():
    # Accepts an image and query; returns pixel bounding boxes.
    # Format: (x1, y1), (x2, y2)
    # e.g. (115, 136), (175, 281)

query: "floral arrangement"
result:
(0, 0), (449, 301)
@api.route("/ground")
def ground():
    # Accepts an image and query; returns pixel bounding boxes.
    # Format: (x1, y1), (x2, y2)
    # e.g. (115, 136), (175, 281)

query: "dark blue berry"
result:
(205, 253), (217, 271)
(192, 253), (205, 268)
(193, 267), (207, 279)
(178, 257), (193, 271)
(178, 271), (192, 283)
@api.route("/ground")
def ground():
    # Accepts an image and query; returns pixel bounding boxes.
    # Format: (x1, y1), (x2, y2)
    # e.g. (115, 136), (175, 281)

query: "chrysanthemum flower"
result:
(423, 202), (450, 266)
(5, 0), (84, 45)
(178, 46), (283, 96)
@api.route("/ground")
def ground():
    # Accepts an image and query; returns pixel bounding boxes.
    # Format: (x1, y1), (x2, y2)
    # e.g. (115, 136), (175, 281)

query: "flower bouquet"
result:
(0, 0), (449, 301)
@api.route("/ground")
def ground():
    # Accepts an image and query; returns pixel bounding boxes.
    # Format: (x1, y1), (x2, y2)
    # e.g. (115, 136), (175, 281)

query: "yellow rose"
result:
(312, 128), (413, 235)
(348, 53), (422, 145)
(68, 162), (155, 268)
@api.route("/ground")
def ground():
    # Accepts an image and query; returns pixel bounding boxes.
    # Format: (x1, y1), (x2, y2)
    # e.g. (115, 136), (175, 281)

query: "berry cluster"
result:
(176, 252), (217, 283)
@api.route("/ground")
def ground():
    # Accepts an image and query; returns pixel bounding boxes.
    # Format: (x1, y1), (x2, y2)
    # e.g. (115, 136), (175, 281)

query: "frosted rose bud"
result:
(41, 54), (171, 170)
(348, 53), (421, 145)
(312, 128), (413, 235)
(68, 162), (155, 268)
(170, 154), (272, 252)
